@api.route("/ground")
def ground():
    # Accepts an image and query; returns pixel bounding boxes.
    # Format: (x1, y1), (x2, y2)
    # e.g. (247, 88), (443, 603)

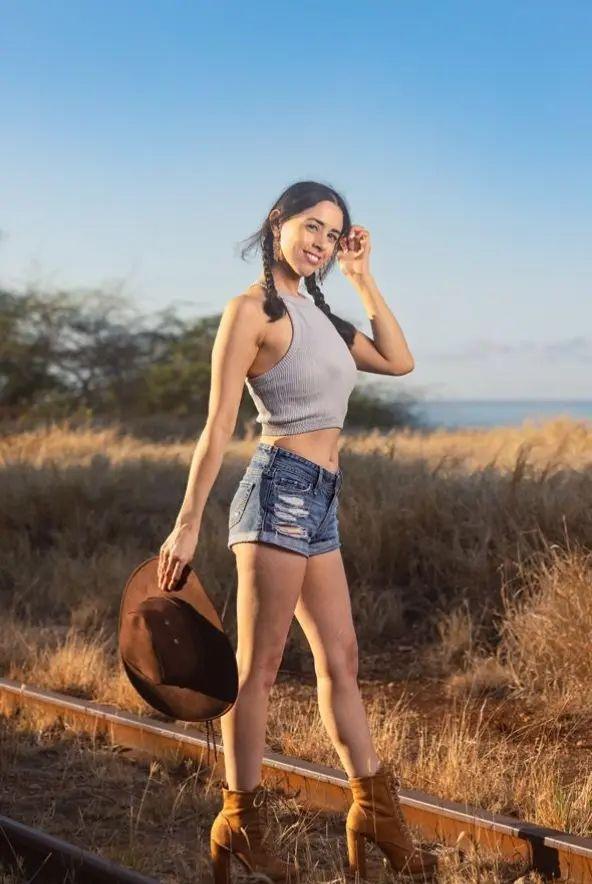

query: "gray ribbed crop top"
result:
(245, 291), (358, 435)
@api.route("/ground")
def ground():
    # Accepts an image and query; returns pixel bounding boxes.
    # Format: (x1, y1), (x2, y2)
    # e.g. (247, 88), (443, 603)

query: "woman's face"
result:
(273, 200), (344, 276)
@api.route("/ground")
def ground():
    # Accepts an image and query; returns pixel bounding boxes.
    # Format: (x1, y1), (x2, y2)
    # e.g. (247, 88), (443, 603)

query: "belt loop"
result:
(263, 444), (278, 476)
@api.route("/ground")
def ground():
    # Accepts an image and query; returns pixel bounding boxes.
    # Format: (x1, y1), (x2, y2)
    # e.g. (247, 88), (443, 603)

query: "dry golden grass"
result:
(0, 713), (541, 883)
(445, 544), (592, 709)
(1, 415), (592, 879)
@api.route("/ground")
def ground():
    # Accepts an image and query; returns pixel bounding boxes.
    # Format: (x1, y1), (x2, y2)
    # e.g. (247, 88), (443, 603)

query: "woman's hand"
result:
(336, 225), (372, 280)
(158, 523), (199, 592)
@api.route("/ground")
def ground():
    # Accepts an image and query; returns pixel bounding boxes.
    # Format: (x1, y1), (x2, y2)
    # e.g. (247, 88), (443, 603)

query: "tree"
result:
(0, 283), (423, 433)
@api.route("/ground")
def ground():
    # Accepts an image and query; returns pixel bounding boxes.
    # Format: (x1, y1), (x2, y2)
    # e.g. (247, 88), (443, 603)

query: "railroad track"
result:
(1, 676), (591, 882)
(0, 812), (159, 883)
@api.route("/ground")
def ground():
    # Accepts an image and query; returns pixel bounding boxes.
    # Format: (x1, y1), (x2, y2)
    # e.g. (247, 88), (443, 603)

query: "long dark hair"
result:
(239, 180), (357, 347)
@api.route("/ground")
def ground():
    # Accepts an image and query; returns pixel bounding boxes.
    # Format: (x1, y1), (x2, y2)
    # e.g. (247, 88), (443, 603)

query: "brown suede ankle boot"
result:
(210, 781), (300, 883)
(346, 762), (438, 881)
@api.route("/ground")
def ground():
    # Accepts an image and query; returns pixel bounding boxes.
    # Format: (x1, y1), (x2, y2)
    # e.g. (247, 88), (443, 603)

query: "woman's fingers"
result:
(161, 555), (174, 591)
(158, 549), (171, 590)
(164, 559), (178, 592)
(164, 557), (184, 592)
(157, 530), (196, 591)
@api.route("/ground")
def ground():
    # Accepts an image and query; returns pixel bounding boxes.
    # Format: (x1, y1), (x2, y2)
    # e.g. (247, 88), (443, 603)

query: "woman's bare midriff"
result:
(259, 429), (342, 474)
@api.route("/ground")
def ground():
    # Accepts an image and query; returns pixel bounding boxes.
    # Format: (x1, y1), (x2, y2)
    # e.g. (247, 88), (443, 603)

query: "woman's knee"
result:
(315, 636), (359, 682)
(237, 650), (285, 690)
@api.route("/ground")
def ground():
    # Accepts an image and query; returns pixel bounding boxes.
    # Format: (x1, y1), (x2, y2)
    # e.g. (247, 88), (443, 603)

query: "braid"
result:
(304, 273), (332, 318)
(304, 273), (356, 347)
(260, 230), (286, 322)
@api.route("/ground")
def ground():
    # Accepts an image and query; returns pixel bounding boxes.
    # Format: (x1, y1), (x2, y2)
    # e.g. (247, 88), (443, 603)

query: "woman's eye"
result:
(308, 223), (337, 242)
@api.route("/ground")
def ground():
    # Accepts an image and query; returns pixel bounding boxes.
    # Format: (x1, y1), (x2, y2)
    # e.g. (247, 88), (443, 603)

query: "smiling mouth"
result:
(303, 250), (322, 265)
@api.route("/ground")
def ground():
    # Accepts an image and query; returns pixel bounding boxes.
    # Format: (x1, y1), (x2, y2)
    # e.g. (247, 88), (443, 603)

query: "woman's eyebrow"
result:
(307, 216), (342, 235)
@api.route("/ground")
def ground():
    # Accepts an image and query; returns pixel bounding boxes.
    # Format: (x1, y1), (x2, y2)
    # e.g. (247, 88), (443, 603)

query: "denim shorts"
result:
(228, 442), (343, 558)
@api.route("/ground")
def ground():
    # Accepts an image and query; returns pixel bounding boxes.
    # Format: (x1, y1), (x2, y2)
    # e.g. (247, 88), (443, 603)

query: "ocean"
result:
(413, 400), (592, 430)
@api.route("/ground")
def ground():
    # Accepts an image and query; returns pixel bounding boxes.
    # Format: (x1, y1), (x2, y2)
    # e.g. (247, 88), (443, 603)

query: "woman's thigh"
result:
(294, 548), (358, 680)
(233, 541), (307, 683)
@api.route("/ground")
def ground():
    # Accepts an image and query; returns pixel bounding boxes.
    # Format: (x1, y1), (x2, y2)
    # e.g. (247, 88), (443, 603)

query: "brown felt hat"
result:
(118, 555), (238, 723)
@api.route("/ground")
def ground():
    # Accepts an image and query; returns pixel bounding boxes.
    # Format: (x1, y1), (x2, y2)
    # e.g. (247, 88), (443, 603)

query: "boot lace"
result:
(383, 766), (413, 839)
(254, 783), (268, 809)
(239, 784), (268, 851)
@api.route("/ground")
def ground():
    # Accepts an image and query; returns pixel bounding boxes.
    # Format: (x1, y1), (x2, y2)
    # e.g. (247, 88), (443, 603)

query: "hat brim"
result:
(118, 556), (238, 722)
(122, 658), (234, 721)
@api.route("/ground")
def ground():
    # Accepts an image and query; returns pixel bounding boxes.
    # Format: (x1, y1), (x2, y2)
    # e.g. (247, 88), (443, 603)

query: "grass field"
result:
(1, 416), (591, 880)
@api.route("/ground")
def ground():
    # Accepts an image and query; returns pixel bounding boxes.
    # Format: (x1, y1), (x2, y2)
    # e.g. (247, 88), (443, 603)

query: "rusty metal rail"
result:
(1, 676), (591, 882)
(0, 812), (159, 883)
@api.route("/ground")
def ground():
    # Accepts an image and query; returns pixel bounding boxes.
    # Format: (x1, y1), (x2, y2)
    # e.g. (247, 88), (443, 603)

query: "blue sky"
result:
(1, 0), (590, 399)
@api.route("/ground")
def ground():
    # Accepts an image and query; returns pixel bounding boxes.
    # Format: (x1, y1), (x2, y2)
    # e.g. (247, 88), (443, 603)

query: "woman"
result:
(157, 181), (438, 882)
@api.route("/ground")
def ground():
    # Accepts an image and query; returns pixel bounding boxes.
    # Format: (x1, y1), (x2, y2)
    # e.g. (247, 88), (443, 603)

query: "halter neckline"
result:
(278, 290), (314, 302)
(250, 283), (314, 302)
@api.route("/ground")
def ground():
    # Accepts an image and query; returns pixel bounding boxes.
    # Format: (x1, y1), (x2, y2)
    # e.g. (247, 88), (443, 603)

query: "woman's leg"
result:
(221, 541), (307, 791)
(294, 548), (381, 778)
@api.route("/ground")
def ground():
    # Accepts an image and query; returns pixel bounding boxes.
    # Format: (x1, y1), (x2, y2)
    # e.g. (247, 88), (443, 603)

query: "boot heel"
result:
(346, 827), (367, 878)
(210, 839), (232, 884)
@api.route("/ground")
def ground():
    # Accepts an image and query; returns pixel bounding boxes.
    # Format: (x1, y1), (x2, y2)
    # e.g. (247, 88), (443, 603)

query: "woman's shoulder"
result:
(240, 281), (267, 306)
(235, 282), (286, 321)
(220, 284), (273, 346)
(222, 282), (267, 316)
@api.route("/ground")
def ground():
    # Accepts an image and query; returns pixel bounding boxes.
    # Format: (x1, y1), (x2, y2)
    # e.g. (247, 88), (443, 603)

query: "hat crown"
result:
(122, 596), (210, 688)
(118, 557), (239, 722)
